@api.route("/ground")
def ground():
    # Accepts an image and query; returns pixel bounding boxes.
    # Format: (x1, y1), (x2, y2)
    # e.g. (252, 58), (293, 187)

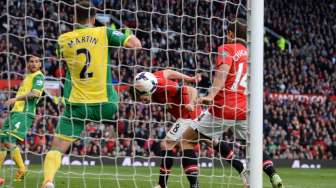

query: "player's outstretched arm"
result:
(162, 69), (201, 83)
(198, 63), (230, 105)
(4, 90), (41, 106)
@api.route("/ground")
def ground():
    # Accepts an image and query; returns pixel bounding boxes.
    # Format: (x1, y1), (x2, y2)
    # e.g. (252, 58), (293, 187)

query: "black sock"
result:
(231, 159), (244, 174)
(214, 141), (244, 174)
(158, 150), (174, 188)
(182, 149), (199, 188)
(263, 152), (276, 177)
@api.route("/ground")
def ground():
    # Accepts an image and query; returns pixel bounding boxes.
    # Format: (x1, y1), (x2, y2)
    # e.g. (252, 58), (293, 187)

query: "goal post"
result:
(247, 0), (264, 187)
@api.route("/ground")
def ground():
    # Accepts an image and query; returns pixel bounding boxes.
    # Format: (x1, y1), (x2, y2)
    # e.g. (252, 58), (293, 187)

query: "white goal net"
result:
(0, 0), (255, 187)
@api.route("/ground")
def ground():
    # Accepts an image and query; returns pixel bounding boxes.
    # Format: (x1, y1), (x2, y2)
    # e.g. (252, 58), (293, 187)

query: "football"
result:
(134, 72), (158, 95)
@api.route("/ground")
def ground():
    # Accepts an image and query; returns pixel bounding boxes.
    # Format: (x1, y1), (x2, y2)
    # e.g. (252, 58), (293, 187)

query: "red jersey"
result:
(209, 43), (247, 120)
(151, 71), (202, 119)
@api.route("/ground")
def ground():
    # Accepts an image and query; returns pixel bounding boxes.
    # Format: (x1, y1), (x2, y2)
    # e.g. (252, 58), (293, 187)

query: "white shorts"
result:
(193, 110), (247, 140)
(166, 118), (198, 141)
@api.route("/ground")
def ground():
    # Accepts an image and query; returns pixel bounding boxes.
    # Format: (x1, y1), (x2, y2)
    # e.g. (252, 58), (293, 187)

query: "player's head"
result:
(26, 55), (41, 73)
(75, 1), (96, 25)
(227, 18), (247, 44)
(129, 86), (151, 103)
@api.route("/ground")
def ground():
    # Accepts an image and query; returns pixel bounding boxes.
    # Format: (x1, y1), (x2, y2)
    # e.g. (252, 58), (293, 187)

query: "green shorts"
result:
(56, 102), (118, 141)
(0, 112), (34, 143)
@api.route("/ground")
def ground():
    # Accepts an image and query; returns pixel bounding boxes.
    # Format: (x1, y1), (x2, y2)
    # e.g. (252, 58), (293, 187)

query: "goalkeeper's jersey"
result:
(11, 70), (45, 116)
(57, 25), (131, 104)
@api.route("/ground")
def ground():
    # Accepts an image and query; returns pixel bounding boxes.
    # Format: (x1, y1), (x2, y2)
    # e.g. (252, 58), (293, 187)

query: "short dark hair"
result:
(227, 18), (247, 41)
(75, 1), (96, 24)
(26, 54), (39, 62)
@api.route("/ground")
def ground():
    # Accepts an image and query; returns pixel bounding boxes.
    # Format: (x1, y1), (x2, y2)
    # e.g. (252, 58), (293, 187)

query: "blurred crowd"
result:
(0, 0), (335, 160)
(264, 97), (336, 160)
(264, 0), (336, 95)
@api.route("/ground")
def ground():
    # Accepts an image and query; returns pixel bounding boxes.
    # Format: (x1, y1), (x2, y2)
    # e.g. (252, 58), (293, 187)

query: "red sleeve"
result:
(164, 81), (179, 97)
(153, 71), (164, 79)
(113, 85), (129, 93)
(154, 71), (178, 96)
(216, 45), (233, 68)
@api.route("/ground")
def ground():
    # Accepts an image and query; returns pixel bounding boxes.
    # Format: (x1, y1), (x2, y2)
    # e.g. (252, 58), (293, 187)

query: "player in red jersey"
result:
(181, 19), (284, 188)
(130, 69), (202, 188)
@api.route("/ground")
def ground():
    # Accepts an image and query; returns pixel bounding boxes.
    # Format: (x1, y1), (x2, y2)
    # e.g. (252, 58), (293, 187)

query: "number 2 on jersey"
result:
(231, 62), (247, 95)
(77, 48), (93, 79)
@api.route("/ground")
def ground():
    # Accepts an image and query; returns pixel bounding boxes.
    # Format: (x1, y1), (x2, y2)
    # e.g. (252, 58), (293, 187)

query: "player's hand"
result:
(197, 96), (213, 105)
(4, 98), (16, 106)
(185, 103), (195, 112)
(191, 73), (202, 83)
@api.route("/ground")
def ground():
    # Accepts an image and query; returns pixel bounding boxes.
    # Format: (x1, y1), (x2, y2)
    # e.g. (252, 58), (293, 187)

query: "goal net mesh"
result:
(1, 0), (248, 187)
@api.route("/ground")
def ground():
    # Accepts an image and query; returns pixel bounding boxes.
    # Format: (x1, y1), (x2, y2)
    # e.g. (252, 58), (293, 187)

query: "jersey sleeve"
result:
(106, 27), (131, 47)
(32, 74), (45, 96)
(165, 83), (179, 98)
(216, 45), (233, 68)
(154, 71), (179, 97)
(153, 71), (164, 79)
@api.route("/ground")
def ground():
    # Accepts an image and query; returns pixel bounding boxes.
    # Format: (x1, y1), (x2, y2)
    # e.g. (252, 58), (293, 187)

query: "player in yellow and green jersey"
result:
(0, 55), (44, 185)
(41, 1), (141, 188)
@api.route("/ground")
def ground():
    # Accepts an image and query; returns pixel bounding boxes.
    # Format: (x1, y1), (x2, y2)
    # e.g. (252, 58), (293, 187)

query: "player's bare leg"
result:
(41, 136), (73, 188)
(181, 126), (199, 142)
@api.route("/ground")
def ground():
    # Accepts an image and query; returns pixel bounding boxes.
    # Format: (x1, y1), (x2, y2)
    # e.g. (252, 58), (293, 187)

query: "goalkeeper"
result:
(41, 1), (141, 188)
(0, 55), (45, 185)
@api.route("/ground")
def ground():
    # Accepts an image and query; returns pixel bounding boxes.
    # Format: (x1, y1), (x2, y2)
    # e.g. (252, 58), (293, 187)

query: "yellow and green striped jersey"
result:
(11, 70), (45, 115)
(57, 26), (130, 105)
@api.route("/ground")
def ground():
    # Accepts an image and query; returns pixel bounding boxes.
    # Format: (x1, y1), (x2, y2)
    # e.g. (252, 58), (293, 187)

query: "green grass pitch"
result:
(0, 165), (335, 188)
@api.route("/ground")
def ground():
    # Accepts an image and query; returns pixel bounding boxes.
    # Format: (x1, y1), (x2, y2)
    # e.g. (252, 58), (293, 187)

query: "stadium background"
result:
(0, 0), (335, 166)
